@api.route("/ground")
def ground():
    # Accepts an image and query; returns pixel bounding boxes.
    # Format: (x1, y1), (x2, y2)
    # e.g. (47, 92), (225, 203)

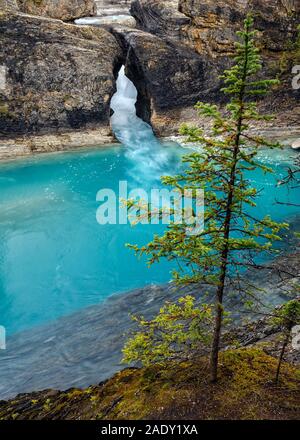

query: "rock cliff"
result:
(110, 26), (216, 132)
(0, 11), (123, 157)
(128, 0), (300, 134)
(0, 1), (299, 153)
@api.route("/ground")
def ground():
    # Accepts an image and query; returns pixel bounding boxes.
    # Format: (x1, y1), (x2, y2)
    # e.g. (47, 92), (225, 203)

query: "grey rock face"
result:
(110, 26), (218, 132)
(126, 0), (300, 134)
(0, 11), (123, 138)
(179, 0), (300, 55)
(131, 0), (190, 39)
(17, 0), (97, 21)
(1, 1), (299, 143)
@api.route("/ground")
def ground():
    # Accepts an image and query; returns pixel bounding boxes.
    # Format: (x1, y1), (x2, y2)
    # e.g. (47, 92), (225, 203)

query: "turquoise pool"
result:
(0, 68), (299, 335)
(0, 140), (299, 335)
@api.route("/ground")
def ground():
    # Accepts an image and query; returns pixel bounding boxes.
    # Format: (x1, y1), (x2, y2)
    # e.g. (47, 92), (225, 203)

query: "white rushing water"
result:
(110, 66), (180, 185)
(75, 15), (135, 26)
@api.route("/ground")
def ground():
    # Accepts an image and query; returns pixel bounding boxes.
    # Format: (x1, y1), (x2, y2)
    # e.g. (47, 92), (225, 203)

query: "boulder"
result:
(17, 0), (96, 21)
(95, 0), (131, 17)
(0, 11), (123, 143)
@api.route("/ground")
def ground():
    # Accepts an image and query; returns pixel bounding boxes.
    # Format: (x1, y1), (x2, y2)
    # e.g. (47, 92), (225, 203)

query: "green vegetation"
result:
(122, 296), (214, 367)
(0, 101), (13, 118)
(279, 23), (300, 75)
(124, 16), (288, 382)
(272, 300), (300, 383)
(1, 348), (299, 420)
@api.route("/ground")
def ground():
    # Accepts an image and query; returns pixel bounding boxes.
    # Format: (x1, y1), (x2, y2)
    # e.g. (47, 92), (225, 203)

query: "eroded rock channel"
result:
(0, 0), (299, 159)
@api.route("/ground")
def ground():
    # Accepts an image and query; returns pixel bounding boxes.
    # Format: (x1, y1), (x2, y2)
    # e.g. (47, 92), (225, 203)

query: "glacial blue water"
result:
(0, 68), (299, 335)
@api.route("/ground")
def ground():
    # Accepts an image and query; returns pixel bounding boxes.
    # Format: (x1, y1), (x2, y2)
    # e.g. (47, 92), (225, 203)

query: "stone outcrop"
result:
(0, 11), (123, 156)
(17, 0), (96, 21)
(110, 26), (217, 134)
(178, 0), (300, 56)
(127, 0), (300, 134)
(132, 0), (300, 52)
(131, 0), (190, 39)
(95, 0), (131, 16)
(1, 1), (299, 150)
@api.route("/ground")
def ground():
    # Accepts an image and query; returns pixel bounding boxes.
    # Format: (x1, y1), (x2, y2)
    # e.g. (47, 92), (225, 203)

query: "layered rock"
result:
(17, 0), (96, 21)
(132, 0), (300, 51)
(0, 11), (123, 157)
(95, 0), (131, 16)
(1, 1), (299, 149)
(111, 26), (218, 134)
(128, 0), (300, 134)
(179, 0), (300, 56)
(131, 0), (190, 39)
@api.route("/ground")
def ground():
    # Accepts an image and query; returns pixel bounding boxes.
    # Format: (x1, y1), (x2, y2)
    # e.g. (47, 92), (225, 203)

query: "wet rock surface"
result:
(0, 11), (122, 143)
(95, 0), (131, 16)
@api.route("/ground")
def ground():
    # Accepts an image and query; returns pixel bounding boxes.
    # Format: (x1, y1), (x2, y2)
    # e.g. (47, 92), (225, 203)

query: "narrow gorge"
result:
(1, 0), (299, 158)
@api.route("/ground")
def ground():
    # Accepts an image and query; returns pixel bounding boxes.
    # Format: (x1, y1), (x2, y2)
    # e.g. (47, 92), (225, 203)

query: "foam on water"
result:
(75, 15), (134, 26)
(111, 66), (178, 185)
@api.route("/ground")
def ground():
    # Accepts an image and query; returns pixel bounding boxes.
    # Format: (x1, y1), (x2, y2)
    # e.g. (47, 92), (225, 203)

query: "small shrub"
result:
(122, 296), (214, 367)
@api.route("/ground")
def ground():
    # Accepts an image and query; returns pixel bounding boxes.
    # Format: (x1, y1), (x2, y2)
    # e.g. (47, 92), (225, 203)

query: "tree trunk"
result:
(209, 26), (250, 383)
(210, 297), (224, 382)
(275, 330), (290, 384)
(209, 115), (243, 382)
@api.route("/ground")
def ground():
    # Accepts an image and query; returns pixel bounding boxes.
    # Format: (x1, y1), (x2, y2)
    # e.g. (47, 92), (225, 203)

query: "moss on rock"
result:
(0, 348), (299, 420)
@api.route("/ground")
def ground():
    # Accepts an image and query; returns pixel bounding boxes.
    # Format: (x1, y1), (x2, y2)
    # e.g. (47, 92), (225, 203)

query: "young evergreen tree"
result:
(122, 296), (214, 367)
(272, 299), (300, 383)
(126, 16), (288, 382)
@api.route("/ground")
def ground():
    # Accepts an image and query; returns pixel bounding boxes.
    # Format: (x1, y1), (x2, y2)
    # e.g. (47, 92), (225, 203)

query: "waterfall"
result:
(110, 65), (152, 147)
(110, 66), (177, 185)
